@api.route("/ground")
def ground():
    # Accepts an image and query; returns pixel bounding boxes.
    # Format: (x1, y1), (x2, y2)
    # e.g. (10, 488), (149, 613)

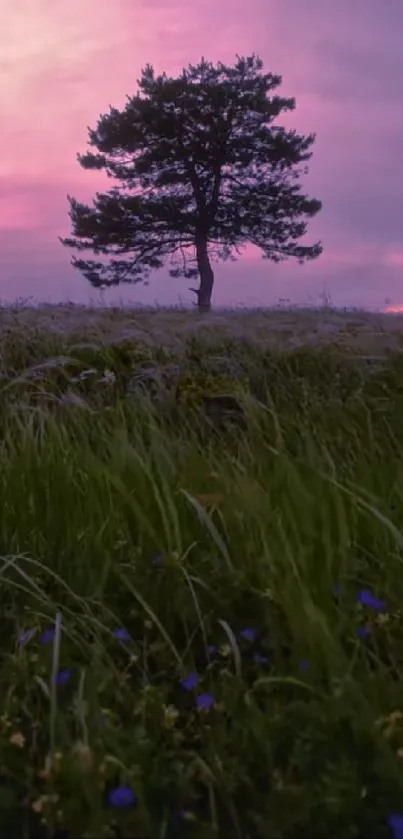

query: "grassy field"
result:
(2, 303), (403, 838)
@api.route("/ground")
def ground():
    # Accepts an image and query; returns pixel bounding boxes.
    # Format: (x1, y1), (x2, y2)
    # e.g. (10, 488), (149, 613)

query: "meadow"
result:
(2, 302), (403, 838)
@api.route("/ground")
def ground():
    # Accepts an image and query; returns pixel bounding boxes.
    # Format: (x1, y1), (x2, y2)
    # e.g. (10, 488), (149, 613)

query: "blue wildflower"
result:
(196, 693), (215, 710)
(253, 652), (269, 666)
(113, 627), (131, 642)
(207, 645), (217, 656)
(239, 628), (257, 642)
(40, 628), (56, 645)
(180, 673), (199, 691)
(108, 785), (137, 809)
(357, 589), (386, 611)
(357, 625), (372, 639)
(55, 669), (71, 686)
(333, 583), (342, 596)
(300, 659), (310, 671)
(388, 813), (403, 839)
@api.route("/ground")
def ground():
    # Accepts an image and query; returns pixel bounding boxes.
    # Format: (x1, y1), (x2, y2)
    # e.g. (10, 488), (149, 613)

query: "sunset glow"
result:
(1, 0), (402, 308)
(384, 305), (403, 314)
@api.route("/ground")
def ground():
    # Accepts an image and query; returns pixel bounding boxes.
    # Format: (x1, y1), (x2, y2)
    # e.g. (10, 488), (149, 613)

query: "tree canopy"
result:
(60, 54), (322, 311)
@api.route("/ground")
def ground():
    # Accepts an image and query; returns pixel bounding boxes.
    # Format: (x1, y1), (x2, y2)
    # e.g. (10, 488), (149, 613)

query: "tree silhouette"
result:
(60, 54), (322, 312)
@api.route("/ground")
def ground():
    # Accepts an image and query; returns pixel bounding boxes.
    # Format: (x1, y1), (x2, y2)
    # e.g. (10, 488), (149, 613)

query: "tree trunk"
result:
(190, 235), (214, 313)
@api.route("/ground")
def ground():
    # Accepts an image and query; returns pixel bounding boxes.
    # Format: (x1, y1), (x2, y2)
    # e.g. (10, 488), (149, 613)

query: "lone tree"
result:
(60, 54), (322, 312)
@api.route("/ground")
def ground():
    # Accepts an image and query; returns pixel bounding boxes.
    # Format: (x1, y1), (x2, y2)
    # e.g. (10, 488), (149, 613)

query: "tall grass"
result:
(1, 309), (403, 837)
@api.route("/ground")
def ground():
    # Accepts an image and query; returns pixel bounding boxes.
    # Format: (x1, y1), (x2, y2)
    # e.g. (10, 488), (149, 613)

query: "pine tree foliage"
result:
(60, 54), (322, 310)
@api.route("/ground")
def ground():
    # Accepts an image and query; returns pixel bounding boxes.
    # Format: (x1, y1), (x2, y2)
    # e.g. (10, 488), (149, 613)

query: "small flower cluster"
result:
(18, 626), (72, 685)
(334, 584), (388, 639)
(180, 673), (215, 710)
(15, 580), (393, 825)
(18, 620), (138, 810)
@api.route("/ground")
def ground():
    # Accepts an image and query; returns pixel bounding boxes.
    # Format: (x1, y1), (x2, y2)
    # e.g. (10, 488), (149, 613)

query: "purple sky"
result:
(1, 0), (403, 310)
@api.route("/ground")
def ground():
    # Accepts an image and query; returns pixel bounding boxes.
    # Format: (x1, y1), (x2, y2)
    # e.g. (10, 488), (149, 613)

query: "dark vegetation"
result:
(0, 316), (403, 837)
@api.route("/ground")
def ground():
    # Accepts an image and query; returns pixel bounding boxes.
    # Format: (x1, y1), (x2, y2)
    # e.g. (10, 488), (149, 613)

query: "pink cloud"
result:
(0, 0), (403, 307)
(383, 251), (403, 269)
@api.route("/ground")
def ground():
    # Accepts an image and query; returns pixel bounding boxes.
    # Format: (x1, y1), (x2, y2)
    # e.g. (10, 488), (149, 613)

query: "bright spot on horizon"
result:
(384, 304), (403, 313)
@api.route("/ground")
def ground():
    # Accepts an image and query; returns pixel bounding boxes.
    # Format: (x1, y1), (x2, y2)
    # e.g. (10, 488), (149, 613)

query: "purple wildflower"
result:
(388, 813), (403, 839)
(357, 589), (386, 611)
(253, 652), (269, 666)
(196, 693), (215, 710)
(40, 628), (56, 645)
(239, 628), (257, 642)
(300, 659), (310, 671)
(108, 785), (137, 809)
(55, 669), (71, 686)
(333, 583), (342, 596)
(207, 645), (217, 656)
(113, 627), (131, 642)
(357, 625), (372, 639)
(180, 673), (199, 691)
